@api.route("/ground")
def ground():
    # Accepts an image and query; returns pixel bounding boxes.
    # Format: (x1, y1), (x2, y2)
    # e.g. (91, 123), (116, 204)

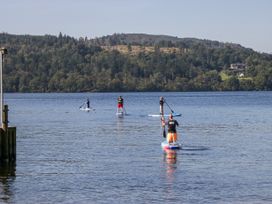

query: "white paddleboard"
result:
(116, 111), (124, 115)
(161, 141), (181, 150)
(148, 113), (181, 117)
(80, 107), (93, 112)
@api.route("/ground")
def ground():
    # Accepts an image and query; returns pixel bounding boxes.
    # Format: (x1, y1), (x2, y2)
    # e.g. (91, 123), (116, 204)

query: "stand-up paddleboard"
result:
(116, 111), (124, 115)
(116, 108), (126, 117)
(148, 113), (181, 117)
(79, 107), (94, 112)
(161, 141), (181, 150)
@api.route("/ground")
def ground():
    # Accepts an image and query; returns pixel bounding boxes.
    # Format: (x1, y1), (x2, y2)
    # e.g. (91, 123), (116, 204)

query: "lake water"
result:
(1, 92), (272, 203)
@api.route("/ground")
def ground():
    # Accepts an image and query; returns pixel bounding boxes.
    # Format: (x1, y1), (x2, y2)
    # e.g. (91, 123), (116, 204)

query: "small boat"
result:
(161, 141), (181, 150)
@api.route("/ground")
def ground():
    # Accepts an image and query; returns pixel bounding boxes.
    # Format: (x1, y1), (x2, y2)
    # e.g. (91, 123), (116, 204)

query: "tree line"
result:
(0, 32), (272, 92)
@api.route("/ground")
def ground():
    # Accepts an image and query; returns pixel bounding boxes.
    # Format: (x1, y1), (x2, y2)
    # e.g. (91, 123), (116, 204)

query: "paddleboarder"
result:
(166, 113), (179, 143)
(160, 96), (164, 115)
(117, 96), (124, 113)
(79, 98), (91, 110)
(86, 98), (90, 108)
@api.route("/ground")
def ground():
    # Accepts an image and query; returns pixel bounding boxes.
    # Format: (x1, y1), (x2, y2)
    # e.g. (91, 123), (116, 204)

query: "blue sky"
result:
(1, 0), (272, 53)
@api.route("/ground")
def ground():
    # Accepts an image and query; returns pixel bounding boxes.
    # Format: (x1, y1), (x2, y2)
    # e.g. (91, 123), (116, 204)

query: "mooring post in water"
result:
(2, 105), (8, 132)
(0, 48), (16, 163)
(1, 105), (9, 162)
(0, 103), (16, 163)
(0, 47), (8, 126)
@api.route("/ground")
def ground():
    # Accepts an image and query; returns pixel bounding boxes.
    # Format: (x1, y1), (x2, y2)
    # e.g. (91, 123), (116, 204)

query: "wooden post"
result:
(1, 105), (9, 162)
(1, 128), (8, 162)
(2, 105), (8, 132)
(0, 128), (2, 160)
(0, 105), (16, 163)
(0, 48), (16, 164)
(9, 127), (16, 161)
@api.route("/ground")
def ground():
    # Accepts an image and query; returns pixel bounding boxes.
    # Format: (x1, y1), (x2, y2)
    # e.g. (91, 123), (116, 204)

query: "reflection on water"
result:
(163, 149), (178, 183)
(0, 163), (16, 177)
(0, 163), (16, 203)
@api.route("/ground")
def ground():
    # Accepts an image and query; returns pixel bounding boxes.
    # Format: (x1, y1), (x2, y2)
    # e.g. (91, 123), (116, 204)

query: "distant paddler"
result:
(159, 96), (165, 115)
(86, 98), (90, 108)
(160, 96), (166, 138)
(79, 98), (92, 111)
(117, 96), (124, 114)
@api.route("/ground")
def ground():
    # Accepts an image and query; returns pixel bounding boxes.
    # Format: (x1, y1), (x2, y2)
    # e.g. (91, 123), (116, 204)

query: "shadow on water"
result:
(180, 145), (210, 156)
(181, 146), (210, 151)
(0, 162), (16, 203)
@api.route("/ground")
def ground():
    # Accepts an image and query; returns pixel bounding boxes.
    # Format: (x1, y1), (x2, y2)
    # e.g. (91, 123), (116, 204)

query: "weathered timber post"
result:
(1, 105), (9, 161)
(0, 105), (8, 162)
(3, 105), (8, 132)
(0, 48), (16, 164)
(9, 126), (16, 161)
(0, 100), (16, 163)
(0, 47), (7, 125)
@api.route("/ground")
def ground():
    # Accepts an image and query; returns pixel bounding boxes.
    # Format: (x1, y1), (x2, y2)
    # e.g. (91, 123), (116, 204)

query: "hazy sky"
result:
(1, 0), (271, 53)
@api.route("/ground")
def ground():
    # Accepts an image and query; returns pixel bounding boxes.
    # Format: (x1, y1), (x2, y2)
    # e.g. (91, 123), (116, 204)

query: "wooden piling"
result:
(2, 105), (8, 132)
(0, 105), (16, 163)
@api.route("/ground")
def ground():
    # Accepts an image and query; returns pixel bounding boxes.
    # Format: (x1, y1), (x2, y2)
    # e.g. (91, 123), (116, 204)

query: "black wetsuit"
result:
(160, 98), (164, 115)
(159, 98), (164, 106)
(167, 119), (179, 133)
(86, 100), (90, 108)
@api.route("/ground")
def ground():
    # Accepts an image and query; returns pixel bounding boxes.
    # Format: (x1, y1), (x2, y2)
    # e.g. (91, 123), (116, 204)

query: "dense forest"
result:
(0, 32), (272, 92)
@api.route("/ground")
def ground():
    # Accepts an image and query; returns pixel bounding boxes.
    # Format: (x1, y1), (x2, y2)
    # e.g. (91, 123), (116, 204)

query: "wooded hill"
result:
(1, 32), (272, 92)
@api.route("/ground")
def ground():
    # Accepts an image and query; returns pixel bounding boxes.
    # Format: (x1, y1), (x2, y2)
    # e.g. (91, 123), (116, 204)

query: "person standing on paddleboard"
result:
(166, 113), (179, 143)
(160, 96), (166, 137)
(160, 96), (165, 115)
(117, 96), (124, 112)
(86, 98), (90, 108)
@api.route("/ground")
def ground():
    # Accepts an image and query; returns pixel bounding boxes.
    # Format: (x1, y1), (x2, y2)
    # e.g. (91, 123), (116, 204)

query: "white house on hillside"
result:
(229, 63), (246, 71)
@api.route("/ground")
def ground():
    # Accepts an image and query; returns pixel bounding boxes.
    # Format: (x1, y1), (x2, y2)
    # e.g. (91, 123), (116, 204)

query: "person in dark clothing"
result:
(86, 98), (90, 108)
(159, 96), (165, 115)
(166, 114), (179, 143)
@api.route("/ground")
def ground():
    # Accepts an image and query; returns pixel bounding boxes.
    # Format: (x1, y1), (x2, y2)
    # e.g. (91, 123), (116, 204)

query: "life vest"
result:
(118, 98), (123, 104)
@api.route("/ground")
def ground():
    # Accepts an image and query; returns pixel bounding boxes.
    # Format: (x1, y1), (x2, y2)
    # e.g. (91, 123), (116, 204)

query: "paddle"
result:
(161, 116), (166, 138)
(164, 100), (174, 114)
(163, 126), (166, 138)
(79, 103), (85, 109)
(160, 105), (166, 138)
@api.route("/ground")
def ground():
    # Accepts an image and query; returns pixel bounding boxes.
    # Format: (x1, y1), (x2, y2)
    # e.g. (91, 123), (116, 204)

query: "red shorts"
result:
(118, 104), (123, 108)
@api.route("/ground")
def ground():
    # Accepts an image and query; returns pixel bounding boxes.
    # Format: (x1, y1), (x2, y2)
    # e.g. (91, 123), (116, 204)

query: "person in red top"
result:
(117, 96), (124, 112)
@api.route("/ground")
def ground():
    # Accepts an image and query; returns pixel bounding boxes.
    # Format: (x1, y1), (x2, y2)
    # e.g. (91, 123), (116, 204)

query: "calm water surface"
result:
(1, 92), (272, 203)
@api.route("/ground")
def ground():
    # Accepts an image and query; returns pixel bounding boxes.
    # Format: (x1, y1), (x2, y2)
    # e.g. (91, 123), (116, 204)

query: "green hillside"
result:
(0, 32), (272, 92)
